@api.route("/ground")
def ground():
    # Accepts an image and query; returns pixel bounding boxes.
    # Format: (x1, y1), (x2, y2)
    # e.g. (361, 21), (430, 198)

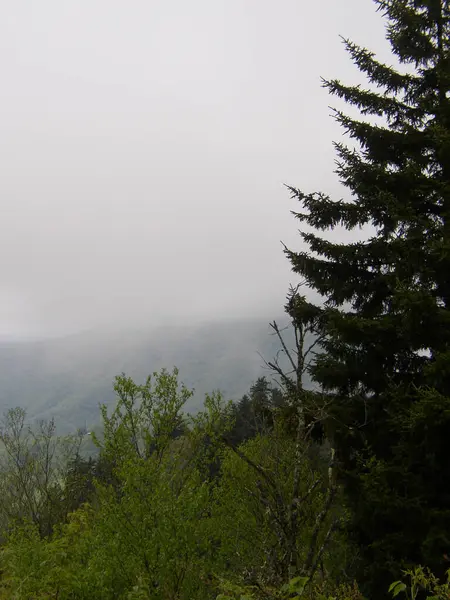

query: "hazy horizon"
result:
(1, 0), (389, 339)
(0, 310), (289, 343)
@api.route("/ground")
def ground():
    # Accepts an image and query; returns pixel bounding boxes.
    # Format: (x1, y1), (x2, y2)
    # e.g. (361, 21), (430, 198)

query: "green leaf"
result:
(389, 581), (402, 592)
(283, 576), (310, 596)
(389, 581), (407, 597)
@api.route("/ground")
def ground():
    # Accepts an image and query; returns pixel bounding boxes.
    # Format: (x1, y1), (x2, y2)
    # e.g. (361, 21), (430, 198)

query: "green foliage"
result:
(0, 506), (98, 599)
(214, 425), (340, 587)
(0, 364), (343, 599)
(215, 576), (310, 600)
(215, 433), (300, 579)
(215, 575), (364, 600)
(389, 567), (450, 600)
(0, 369), (237, 599)
(76, 369), (230, 599)
(96, 367), (191, 461)
(0, 408), (84, 537)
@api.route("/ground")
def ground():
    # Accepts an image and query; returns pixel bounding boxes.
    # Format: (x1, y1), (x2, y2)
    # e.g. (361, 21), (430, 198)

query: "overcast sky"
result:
(0, 0), (390, 339)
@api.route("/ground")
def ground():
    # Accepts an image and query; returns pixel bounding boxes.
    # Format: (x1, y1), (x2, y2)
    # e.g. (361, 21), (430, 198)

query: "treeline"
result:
(0, 363), (345, 599)
(1, 0), (450, 597)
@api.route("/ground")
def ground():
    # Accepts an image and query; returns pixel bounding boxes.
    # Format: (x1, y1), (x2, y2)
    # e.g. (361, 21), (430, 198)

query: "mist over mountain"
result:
(0, 316), (299, 433)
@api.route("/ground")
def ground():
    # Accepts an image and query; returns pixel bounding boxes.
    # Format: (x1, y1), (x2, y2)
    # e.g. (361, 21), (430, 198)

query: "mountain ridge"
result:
(0, 316), (294, 433)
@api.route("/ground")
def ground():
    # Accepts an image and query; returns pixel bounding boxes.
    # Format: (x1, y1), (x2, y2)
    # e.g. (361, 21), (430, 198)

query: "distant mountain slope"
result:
(0, 316), (299, 433)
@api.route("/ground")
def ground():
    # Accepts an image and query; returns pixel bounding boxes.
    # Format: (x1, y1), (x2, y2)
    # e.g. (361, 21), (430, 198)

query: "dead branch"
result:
(308, 519), (339, 582)
(270, 321), (298, 375)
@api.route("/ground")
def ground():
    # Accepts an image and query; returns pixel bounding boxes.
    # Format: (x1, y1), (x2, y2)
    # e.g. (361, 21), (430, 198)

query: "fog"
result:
(0, 0), (389, 339)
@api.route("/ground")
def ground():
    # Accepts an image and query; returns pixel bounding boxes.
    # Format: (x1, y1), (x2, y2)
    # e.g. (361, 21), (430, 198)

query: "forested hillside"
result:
(0, 317), (303, 432)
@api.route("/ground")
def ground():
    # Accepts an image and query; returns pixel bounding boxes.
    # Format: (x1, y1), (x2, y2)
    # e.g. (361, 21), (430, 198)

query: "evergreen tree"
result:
(227, 378), (281, 447)
(284, 0), (450, 596)
(229, 394), (255, 446)
(249, 376), (274, 431)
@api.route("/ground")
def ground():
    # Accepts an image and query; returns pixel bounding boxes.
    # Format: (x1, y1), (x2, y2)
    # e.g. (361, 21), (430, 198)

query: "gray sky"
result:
(0, 0), (389, 338)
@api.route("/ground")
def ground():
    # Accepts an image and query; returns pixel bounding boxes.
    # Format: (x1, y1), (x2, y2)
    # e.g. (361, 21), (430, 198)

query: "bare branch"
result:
(292, 477), (322, 508)
(302, 334), (326, 366)
(308, 519), (339, 582)
(270, 320), (297, 375)
(303, 483), (336, 575)
(222, 437), (278, 492)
